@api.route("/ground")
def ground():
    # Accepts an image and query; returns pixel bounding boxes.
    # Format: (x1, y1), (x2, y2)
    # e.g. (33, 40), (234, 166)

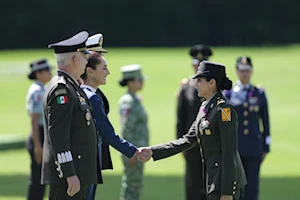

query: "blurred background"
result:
(0, 1), (300, 200)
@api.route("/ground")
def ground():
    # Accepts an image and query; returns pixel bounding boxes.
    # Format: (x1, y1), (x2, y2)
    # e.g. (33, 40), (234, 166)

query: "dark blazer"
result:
(41, 71), (99, 185)
(152, 92), (247, 196)
(96, 88), (113, 170)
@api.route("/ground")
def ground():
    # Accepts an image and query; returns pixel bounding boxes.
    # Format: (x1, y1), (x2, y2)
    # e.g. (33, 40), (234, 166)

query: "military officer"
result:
(177, 44), (213, 200)
(42, 31), (100, 200)
(118, 65), (149, 200)
(138, 61), (247, 200)
(224, 56), (270, 200)
(26, 59), (52, 200)
(81, 37), (138, 200)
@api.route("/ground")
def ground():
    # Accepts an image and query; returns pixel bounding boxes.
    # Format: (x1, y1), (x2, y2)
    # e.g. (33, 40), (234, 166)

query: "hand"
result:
(34, 145), (43, 165)
(136, 147), (153, 162)
(220, 195), (233, 200)
(66, 175), (80, 197)
(261, 152), (267, 162)
(128, 157), (137, 168)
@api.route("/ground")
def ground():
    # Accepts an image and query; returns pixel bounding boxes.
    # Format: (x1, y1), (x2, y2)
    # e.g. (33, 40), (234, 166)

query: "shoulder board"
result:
(217, 99), (225, 106)
(180, 78), (189, 86)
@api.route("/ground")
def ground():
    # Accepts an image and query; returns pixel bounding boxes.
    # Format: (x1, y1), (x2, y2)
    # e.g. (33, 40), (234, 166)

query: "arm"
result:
(47, 85), (76, 178)
(30, 91), (43, 164)
(151, 121), (198, 161)
(260, 90), (270, 156)
(218, 104), (238, 196)
(90, 95), (137, 158)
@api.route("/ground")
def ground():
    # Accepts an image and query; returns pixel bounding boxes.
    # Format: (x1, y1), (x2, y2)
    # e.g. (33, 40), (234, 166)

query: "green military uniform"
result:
(118, 65), (149, 200)
(151, 62), (247, 200)
(41, 31), (100, 200)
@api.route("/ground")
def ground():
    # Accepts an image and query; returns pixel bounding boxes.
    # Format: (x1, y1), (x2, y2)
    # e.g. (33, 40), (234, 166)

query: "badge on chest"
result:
(199, 120), (212, 136)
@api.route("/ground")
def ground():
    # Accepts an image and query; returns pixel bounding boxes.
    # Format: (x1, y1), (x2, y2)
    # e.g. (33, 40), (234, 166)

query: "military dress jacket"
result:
(152, 92), (247, 196)
(41, 70), (99, 185)
(224, 82), (270, 156)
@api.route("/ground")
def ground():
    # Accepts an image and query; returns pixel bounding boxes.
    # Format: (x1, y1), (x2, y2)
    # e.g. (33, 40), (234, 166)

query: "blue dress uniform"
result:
(26, 59), (51, 200)
(81, 85), (137, 200)
(224, 57), (270, 200)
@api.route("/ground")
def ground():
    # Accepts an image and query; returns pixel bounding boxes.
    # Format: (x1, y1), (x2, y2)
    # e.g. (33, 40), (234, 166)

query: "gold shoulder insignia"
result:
(55, 89), (67, 96)
(180, 78), (189, 86)
(217, 99), (225, 105)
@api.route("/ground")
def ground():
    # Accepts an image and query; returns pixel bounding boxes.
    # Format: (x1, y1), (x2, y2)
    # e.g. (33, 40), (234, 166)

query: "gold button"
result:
(243, 120), (248, 126)
(205, 129), (211, 136)
(202, 159), (204, 163)
(87, 121), (90, 126)
(244, 129), (249, 135)
(234, 181), (237, 184)
(233, 191), (236, 195)
(215, 162), (218, 167)
(56, 168), (59, 171)
(243, 111), (248, 116)
(78, 155), (82, 159)
(200, 148), (203, 152)
(254, 106), (259, 112)
(197, 138), (200, 143)
(233, 186), (236, 189)
(249, 106), (254, 112)
(243, 102), (248, 108)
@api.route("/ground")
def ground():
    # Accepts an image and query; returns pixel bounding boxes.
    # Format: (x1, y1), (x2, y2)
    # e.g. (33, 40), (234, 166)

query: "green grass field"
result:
(0, 46), (300, 200)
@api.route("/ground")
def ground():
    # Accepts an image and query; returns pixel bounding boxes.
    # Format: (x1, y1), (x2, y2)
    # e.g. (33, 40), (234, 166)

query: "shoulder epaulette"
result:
(180, 78), (189, 86)
(217, 99), (225, 106)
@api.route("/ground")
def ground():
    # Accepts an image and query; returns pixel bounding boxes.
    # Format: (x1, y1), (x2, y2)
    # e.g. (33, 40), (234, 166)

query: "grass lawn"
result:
(0, 46), (299, 200)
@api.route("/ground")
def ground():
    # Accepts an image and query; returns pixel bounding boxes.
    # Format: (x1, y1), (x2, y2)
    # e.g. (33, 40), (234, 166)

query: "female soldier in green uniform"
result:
(118, 64), (149, 200)
(139, 61), (246, 200)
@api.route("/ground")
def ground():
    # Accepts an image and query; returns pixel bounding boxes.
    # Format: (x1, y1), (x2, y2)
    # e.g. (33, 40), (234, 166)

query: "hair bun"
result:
(119, 79), (127, 87)
(220, 76), (232, 90)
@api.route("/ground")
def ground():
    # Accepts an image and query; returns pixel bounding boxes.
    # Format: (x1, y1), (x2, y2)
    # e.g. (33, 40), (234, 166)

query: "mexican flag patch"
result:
(57, 96), (68, 104)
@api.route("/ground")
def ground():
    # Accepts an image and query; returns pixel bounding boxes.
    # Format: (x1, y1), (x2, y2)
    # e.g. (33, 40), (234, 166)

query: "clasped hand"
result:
(134, 147), (153, 162)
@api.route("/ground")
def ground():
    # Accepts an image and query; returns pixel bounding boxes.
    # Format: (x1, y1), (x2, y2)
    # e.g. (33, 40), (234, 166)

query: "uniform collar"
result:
(58, 70), (79, 86)
(34, 80), (45, 88)
(81, 84), (97, 93)
(236, 80), (251, 90)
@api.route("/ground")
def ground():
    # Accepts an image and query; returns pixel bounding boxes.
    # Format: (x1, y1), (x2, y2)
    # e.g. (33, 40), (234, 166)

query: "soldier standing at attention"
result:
(42, 31), (100, 200)
(138, 61), (247, 200)
(177, 44), (213, 200)
(224, 56), (270, 200)
(118, 65), (149, 200)
(26, 59), (52, 200)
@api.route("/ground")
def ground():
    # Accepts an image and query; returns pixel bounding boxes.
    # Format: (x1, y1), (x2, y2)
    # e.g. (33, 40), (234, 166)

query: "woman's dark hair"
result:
(205, 76), (232, 91)
(119, 78), (135, 87)
(81, 54), (101, 80)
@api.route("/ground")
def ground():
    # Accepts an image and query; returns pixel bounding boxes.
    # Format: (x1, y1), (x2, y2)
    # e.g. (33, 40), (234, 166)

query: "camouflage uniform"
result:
(119, 91), (148, 200)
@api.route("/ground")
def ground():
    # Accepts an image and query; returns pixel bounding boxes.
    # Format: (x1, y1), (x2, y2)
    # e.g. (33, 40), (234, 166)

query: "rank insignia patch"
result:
(221, 108), (231, 122)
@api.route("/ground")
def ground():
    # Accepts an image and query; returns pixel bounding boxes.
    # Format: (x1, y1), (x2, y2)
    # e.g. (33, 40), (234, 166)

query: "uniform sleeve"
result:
(259, 90), (270, 152)
(119, 99), (138, 143)
(90, 95), (137, 158)
(217, 104), (238, 195)
(151, 121), (198, 161)
(31, 91), (44, 114)
(176, 86), (187, 139)
(47, 84), (76, 178)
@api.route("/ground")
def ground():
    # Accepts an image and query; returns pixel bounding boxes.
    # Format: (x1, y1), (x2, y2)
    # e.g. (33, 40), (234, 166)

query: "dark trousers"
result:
(26, 126), (46, 200)
(49, 183), (87, 200)
(185, 153), (207, 200)
(85, 184), (97, 200)
(27, 148), (46, 200)
(208, 189), (241, 200)
(240, 156), (261, 200)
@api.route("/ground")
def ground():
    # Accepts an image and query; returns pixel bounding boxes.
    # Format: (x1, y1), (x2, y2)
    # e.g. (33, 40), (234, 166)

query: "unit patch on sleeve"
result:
(221, 108), (231, 122)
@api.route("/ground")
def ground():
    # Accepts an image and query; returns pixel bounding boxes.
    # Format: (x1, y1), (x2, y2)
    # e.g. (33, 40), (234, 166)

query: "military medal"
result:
(79, 96), (86, 105)
(86, 112), (91, 126)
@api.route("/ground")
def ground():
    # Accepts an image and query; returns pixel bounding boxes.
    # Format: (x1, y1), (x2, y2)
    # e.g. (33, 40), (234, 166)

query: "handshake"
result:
(134, 147), (153, 162)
